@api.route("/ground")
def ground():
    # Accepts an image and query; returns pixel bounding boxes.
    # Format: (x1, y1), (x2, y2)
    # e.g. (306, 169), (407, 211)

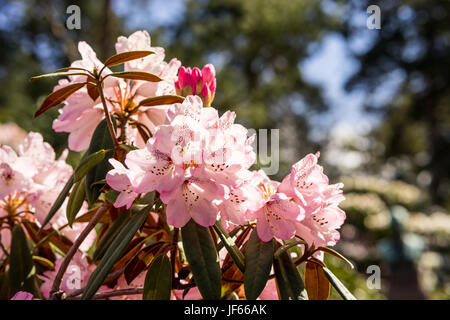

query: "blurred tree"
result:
(158, 0), (340, 178)
(341, 0), (450, 209)
(0, 0), (123, 158)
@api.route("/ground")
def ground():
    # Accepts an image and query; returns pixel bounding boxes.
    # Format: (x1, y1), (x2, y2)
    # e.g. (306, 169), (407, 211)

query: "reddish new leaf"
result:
(34, 83), (85, 118)
(86, 82), (100, 101)
(138, 95), (185, 107)
(104, 50), (155, 68)
(305, 261), (330, 300)
(108, 71), (162, 82)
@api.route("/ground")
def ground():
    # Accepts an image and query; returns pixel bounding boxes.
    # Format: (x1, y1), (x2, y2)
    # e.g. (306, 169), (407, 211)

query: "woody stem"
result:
(96, 77), (119, 148)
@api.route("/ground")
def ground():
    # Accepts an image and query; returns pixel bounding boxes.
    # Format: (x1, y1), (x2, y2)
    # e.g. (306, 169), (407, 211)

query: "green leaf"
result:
(53, 67), (90, 73)
(273, 242), (308, 300)
(66, 177), (86, 227)
(81, 205), (150, 300)
(316, 246), (354, 269)
(216, 225), (243, 252)
(40, 174), (74, 230)
(305, 261), (330, 300)
(118, 144), (138, 152)
(322, 267), (357, 300)
(85, 119), (116, 207)
(34, 83), (85, 118)
(244, 229), (274, 300)
(137, 95), (185, 107)
(104, 50), (155, 67)
(213, 222), (245, 273)
(104, 189), (120, 204)
(108, 71), (162, 82)
(74, 150), (106, 182)
(181, 219), (221, 300)
(143, 254), (172, 300)
(9, 226), (37, 295)
(30, 71), (93, 82)
(92, 209), (133, 261)
(0, 272), (10, 299)
(274, 240), (307, 259)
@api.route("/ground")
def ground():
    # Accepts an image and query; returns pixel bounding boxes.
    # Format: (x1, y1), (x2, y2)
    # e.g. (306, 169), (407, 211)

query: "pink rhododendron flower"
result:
(175, 64), (216, 107)
(106, 95), (256, 228)
(278, 153), (346, 248)
(0, 132), (72, 223)
(52, 31), (181, 151)
(5, 29), (351, 301)
(219, 170), (265, 226)
(161, 176), (226, 227)
(259, 278), (278, 300)
(39, 252), (93, 298)
(246, 170), (305, 242)
(106, 159), (141, 209)
(0, 122), (28, 150)
(0, 132), (94, 253)
(11, 291), (35, 300)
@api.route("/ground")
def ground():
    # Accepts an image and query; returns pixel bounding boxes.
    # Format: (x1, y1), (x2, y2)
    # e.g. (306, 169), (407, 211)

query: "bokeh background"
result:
(0, 0), (449, 299)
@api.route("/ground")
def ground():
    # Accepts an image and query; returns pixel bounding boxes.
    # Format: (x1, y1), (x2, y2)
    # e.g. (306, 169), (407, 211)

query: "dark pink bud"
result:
(202, 64), (216, 83)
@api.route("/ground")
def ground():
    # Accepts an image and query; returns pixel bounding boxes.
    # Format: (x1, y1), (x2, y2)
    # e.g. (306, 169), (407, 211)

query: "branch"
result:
(50, 204), (109, 299)
(96, 77), (119, 148)
(69, 288), (144, 300)
(65, 268), (125, 299)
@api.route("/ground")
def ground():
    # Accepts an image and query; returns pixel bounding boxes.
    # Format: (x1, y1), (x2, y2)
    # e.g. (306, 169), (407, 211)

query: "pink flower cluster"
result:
(52, 31), (181, 151)
(0, 132), (95, 262)
(107, 95), (256, 227)
(175, 64), (216, 107)
(106, 97), (346, 246)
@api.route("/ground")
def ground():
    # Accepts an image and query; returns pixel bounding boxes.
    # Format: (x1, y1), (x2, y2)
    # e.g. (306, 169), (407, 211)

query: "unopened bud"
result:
(175, 63), (217, 107)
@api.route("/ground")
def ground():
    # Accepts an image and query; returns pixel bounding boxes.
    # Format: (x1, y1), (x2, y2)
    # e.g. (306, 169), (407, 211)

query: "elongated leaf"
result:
(216, 225), (243, 252)
(119, 144), (138, 152)
(109, 71), (162, 82)
(135, 122), (150, 143)
(86, 82), (99, 101)
(305, 261), (330, 300)
(181, 219), (221, 300)
(85, 119), (116, 207)
(81, 205), (150, 300)
(24, 221), (72, 255)
(30, 71), (92, 82)
(104, 50), (155, 67)
(138, 95), (185, 107)
(143, 254), (172, 300)
(54, 67), (90, 73)
(213, 222), (245, 273)
(104, 190), (120, 204)
(40, 174), (74, 230)
(66, 177), (86, 226)
(274, 240), (307, 258)
(273, 242), (308, 300)
(244, 229), (274, 300)
(92, 210), (133, 261)
(0, 272), (9, 300)
(34, 83), (85, 117)
(322, 267), (357, 300)
(9, 226), (37, 295)
(74, 150), (106, 182)
(32, 256), (55, 269)
(73, 206), (109, 224)
(316, 246), (354, 269)
(124, 241), (164, 284)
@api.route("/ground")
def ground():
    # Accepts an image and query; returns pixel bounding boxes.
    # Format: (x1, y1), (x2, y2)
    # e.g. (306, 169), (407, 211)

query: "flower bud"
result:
(175, 63), (217, 107)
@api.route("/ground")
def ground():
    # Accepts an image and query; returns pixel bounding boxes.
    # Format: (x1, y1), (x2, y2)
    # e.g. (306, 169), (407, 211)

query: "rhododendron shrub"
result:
(2, 31), (356, 300)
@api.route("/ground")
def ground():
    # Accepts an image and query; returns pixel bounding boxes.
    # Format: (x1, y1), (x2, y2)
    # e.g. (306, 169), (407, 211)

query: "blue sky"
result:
(111, 0), (383, 141)
(0, 0), (386, 141)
